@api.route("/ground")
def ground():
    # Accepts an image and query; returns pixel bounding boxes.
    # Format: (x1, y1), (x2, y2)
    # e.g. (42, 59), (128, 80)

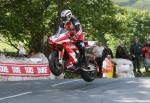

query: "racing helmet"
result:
(60, 10), (72, 23)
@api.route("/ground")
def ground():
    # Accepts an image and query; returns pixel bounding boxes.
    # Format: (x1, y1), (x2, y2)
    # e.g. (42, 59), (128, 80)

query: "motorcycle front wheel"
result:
(49, 51), (63, 76)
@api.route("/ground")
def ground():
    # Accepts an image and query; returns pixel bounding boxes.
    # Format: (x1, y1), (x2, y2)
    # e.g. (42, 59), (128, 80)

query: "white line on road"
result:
(51, 79), (81, 87)
(115, 99), (150, 103)
(0, 92), (32, 101)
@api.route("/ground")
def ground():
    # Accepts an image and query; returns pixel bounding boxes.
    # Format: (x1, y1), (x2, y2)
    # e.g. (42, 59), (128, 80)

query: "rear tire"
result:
(81, 63), (97, 82)
(49, 51), (63, 76)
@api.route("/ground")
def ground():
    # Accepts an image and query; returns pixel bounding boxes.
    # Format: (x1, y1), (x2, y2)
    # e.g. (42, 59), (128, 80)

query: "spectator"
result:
(130, 37), (142, 74)
(18, 44), (26, 57)
(102, 55), (113, 78)
(86, 45), (96, 63)
(0, 52), (6, 59)
(92, 42), (104, 78)
(142, 40), (150, 72)
(116, 42), (129, 59)
(102, 44), (113, 61)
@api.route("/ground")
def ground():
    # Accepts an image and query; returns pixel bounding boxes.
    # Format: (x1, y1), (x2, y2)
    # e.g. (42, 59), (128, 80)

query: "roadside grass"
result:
(133, 67), (150, 77)
(112, 0), (150, 10)
(64, 67), (150, 79)
(0, 36), (17, 53)
(0, 42), (17, 52)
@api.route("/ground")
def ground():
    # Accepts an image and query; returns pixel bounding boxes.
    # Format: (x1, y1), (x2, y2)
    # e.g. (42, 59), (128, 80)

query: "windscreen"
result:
(55, 28), (68, 37)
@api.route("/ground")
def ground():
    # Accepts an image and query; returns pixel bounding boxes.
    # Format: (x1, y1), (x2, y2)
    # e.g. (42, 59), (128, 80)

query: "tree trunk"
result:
(30, 30), (51, 57)
(30, 31), (44, 52)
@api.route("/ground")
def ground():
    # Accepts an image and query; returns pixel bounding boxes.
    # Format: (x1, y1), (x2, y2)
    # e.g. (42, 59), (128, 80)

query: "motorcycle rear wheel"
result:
(81, 62), (97, 82)
(49, 51), (63, 76)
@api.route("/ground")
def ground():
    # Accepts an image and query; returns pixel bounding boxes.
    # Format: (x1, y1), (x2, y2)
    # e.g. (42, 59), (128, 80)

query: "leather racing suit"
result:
(57, 16), (87, 67)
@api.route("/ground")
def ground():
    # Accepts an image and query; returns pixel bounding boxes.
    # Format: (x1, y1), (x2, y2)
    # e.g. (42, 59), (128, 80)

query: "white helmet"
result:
(60, 10), (72, 23)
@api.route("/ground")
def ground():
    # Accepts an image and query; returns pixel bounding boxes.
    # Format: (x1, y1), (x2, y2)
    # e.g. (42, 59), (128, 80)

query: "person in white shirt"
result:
(92, 42), (104, 78)
(18, 44), (26, 57)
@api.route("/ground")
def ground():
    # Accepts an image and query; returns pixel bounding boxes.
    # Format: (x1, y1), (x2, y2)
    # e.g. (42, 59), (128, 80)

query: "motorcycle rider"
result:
(56, 9), (88, 67)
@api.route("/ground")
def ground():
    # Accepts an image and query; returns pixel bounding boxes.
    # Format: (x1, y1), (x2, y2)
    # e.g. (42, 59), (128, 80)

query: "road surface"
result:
(0, 78), (150, 103)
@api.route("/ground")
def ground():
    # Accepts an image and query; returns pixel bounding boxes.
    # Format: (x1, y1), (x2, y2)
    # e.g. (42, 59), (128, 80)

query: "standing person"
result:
(92, 42), (104, 78)
(142, 40), (150, 72)
(18, 44), (26, 57)
(102, 55), (113, 78)
(102, 44), (113, 61)
(130, 37), (142, 74)
(53, 9), (87, 67)
(116, 42), (129, 59)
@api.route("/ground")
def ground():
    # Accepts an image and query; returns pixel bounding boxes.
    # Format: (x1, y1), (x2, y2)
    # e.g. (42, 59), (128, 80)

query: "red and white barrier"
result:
(0, 62), (50, 76)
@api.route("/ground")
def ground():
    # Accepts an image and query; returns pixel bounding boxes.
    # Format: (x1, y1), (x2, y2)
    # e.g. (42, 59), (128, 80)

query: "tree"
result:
(1, 0), (115, 54)
(1, 0), (149, 56)
(105, 6), (150, 54)
(0, 0), (55, 54)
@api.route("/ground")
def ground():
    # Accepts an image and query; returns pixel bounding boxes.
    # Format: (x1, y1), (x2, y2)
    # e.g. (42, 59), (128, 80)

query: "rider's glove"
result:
(71, 35), (78, 41)
(72, 33), (80, 40)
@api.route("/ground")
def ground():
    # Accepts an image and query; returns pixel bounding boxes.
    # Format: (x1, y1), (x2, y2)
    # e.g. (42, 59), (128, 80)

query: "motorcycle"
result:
(48, 29), (97, 82)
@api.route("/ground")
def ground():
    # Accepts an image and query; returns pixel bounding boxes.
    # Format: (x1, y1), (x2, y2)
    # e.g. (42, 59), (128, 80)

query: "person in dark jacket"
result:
(116, 43), (129, 59)
(102, 44), (113, 61)
(130, 37), (142, 73)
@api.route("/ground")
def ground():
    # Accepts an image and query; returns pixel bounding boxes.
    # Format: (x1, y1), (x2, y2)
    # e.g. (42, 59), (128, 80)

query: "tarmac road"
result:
(0, 78), (150, 103)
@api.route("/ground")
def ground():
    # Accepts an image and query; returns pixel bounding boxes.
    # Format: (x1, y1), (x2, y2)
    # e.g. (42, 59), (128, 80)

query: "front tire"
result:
(49, 51), (63, 76)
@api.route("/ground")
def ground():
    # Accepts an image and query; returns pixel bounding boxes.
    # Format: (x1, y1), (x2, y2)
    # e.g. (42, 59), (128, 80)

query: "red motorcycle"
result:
(48, 29), (97, 82)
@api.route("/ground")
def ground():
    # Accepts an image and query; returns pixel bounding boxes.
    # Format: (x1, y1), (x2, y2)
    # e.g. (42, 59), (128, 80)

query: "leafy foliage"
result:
(0, 0), (149, 55)
(112, 0), (150, 10)
(106, 6), (150, 54)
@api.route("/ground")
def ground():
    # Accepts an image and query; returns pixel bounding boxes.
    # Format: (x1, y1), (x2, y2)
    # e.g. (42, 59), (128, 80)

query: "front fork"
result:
(58, 48), (65, 65)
